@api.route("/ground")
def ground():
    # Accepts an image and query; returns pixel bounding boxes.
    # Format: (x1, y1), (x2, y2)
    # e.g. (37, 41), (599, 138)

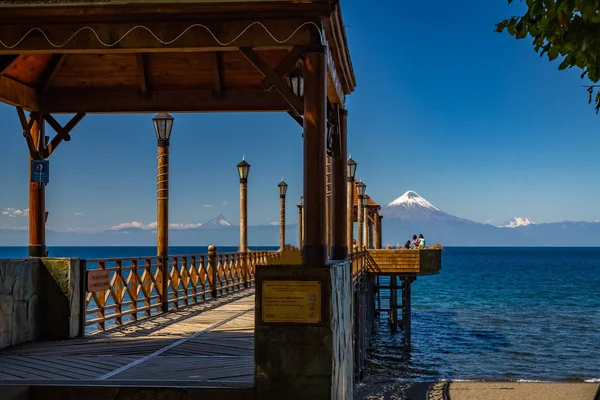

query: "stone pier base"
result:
(0, 258), (83, 350)
(255, 261), (353, 400)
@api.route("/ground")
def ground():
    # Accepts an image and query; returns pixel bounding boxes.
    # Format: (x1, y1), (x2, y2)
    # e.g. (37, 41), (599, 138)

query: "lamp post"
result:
(237, 157), (250, 253)
(363, 194), (370, 249)
(153, 112), (174, 313)
(346, 157), (357, 252)
(278, 179), (288, 251)
(356, 180), (366, 250)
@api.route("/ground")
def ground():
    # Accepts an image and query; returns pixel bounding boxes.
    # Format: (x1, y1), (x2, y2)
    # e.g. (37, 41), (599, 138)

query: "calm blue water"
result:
(367, 247), (600, 382)
(1, 246), (598, 382)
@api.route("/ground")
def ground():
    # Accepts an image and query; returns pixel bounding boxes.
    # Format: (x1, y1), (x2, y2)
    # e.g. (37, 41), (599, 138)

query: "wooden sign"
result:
(262, 280), (321, 324)
(87, 270), (110, 292)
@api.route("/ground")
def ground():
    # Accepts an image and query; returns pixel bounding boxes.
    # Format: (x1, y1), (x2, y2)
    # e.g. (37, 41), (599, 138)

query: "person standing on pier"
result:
(418, 234), (426, 249)
(411, 235), (420, 248)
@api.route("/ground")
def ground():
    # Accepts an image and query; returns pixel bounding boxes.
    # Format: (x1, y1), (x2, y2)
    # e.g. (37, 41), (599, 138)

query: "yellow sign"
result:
(262, 280), (321, 324)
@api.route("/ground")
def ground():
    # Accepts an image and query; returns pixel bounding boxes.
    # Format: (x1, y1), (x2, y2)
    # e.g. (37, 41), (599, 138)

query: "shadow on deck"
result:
(0, 290), (257, 400)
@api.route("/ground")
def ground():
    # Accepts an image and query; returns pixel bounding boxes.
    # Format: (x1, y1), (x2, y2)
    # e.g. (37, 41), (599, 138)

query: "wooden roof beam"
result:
(37, 54), (66, 94)
(211, 51), (224, 99)
(0, 55), (19, 75)
(0, 19), (313, 55)
(0, 75), (39, 110)
(40, 88), (294, 113)
(43, 112), (86, 157)
(16, 107), (42, 160)
(240, 47), (303, 115)
(260, 46), (304, 91)
(136, 53), (150, 95)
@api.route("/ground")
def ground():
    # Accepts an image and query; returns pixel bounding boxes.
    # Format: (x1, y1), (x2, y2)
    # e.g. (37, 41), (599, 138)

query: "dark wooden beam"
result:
(136, 53), (150, 94)
(0, 55), (19, 75)
(0, 19), (313, 54)
(0, 76), (39, 110)
(211, 51), (224, 98)
(44, 112), (86, 158)
(41, 88), (294, 113)
(37, 54), (66, 93)
(287, 111), (303, 127)
(260, 46), (304, 90)
(240, 47), (303, 115)
(16, 107), (42, 160)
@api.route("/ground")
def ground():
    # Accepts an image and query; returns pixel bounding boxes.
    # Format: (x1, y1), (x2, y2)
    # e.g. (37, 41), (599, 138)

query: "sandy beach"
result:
(355, 381), (600, 399)
(449, 382), (599, 400)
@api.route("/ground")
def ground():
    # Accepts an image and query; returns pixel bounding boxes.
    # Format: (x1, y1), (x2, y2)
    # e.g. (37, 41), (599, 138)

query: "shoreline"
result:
(355, 380), (600, 400)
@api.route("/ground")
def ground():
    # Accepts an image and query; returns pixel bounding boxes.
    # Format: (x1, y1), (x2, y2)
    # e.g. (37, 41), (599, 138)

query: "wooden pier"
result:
(0, 0), (445, 398)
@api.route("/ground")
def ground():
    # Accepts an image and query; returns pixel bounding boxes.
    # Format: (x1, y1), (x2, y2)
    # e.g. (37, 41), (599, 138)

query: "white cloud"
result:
(0, 225), (27, 231)
(110, 220), (202, 231)
(485, 220), (492, 225)
(201, 204), (215, 208)
(169, 222), (202, 230)
(110, 221), (148, 230)
(2, 208), (29, 217)
(498, 217), (536, 228)
(74, 212), (84, 216)
(269, 221), (280, 226)
(221, 200), (228, 206)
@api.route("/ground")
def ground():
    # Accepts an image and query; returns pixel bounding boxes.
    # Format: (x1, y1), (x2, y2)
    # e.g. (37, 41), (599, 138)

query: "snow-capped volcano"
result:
(499, 217), (536, 228)
(381, 190), (462, 221)
(202, 214), (232, 228)
(387, 190), (440, 211)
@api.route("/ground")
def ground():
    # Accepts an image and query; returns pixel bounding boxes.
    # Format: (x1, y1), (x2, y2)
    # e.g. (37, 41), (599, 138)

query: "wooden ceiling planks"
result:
(0, 1), (356, 113)
(1, 54), (52, 86)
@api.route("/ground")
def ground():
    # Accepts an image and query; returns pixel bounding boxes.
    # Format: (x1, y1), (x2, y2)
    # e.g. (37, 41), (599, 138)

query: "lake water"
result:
(1, 246), (598, 382)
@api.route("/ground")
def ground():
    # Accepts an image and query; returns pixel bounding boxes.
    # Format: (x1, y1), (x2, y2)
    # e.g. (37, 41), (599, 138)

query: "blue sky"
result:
(2, 0), (600, 234)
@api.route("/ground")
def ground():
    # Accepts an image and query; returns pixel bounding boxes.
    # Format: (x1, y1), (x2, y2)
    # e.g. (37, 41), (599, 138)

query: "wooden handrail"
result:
(84, 250), (279, 334)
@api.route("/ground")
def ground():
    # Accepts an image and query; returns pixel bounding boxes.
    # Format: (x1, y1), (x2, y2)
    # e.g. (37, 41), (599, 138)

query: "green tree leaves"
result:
(497, 0), (600, 113)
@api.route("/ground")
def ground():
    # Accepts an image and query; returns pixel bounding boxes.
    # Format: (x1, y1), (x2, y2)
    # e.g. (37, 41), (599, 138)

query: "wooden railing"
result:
(84, 249), (277, 333)
(350, 250), (368, 281)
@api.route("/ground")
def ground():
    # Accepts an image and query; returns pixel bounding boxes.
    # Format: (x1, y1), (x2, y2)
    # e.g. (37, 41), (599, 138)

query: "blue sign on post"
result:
(31, 160), (49, 184)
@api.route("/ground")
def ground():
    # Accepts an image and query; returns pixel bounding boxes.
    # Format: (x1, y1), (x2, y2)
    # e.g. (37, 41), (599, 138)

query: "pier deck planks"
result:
(0, 290), (256, 387)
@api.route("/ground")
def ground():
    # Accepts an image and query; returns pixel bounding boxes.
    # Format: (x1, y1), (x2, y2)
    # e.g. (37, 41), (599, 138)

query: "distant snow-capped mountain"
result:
(202, 213), (232, 228)
(499, 217), (536, 228)
(381, 190), (471, 222)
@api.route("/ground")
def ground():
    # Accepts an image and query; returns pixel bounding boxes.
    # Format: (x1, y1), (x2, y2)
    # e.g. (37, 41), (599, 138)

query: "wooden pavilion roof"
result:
(0, 0), (356, 114)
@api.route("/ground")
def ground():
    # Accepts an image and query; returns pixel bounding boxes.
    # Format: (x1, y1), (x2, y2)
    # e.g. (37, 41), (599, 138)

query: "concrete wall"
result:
(0, 259), (40, 349)
(0, 258), (83, 350)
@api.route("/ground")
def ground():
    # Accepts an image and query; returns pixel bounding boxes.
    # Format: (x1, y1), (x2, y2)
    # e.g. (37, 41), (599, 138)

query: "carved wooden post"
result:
(374, 211), (381, 249)
(356, 194), (363, 250)
(237, 158), (250, 286)
(208, 245), (217, 298)
(27, 114), (46, 257)
(331, 107), (347, 260)
(302, 43), (327, 266)
(279, 195), (286, 251)
(278, 180), (288, 251)
(157, 143), (169, 312)
(363, 196), (369, 249)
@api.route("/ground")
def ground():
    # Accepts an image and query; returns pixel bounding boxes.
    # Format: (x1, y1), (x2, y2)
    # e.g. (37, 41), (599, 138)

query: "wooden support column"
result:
(279, 194), (286, 251)
(157, 144), (169, 312)
(297, 202), (303, 249)
(401, 276), (415, 351)
(362, 200), (369, 250)
(325, 156), (332, 257)
(389, 275), (398, 327)
(368, 218), (374, 249)
(356, 195), (363, 250)
(27, 113), (45, 257)
(373, 212), (381, 249)
(302, 43), (327, 266)
(377, 214), (383, 249)
(331, 107), (347, 260)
